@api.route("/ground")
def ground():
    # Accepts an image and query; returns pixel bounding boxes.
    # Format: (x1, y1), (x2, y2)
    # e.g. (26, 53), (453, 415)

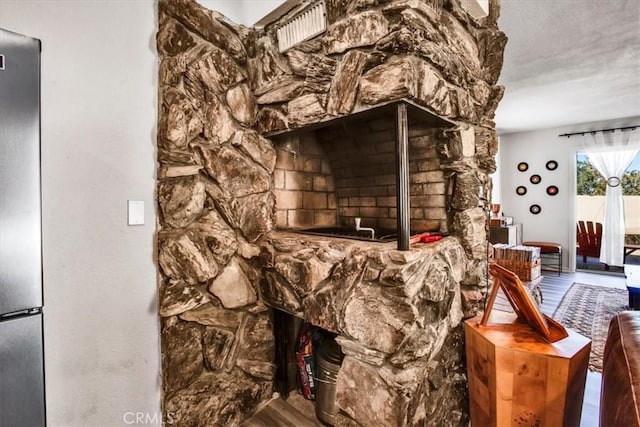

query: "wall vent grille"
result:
(276, 1), (326, 53)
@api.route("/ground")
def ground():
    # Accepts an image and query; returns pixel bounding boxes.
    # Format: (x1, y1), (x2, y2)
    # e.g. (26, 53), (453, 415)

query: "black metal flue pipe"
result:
(395, 104), (410, 251)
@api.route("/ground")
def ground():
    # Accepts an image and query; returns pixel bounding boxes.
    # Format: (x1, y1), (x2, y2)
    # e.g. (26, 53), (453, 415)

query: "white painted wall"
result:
(490, 140), (502, 204)
(1, 1), (161, 426)
(499, 116), (640, 271)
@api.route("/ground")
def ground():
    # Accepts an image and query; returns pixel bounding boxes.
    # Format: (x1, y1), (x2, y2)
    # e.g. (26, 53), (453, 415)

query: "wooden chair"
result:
(523, 241), (562, 276)
(577, 220), (602, 263)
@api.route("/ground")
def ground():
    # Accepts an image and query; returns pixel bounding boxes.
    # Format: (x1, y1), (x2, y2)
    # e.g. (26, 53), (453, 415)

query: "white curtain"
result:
(581, 129), (640, 266)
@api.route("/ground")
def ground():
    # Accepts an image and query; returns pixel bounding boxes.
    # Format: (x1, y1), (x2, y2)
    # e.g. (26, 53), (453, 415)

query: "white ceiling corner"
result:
(495, 0), (640, 134)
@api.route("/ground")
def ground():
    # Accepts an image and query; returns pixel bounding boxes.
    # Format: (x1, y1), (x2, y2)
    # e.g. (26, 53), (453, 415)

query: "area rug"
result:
(553, 283), (628, 372)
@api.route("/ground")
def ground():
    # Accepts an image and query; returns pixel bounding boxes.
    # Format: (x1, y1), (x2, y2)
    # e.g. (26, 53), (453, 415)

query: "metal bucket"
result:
(314, 337), (345, 425)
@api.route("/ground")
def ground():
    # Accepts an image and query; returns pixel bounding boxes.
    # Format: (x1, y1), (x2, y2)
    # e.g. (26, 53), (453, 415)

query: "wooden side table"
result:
(465, 311), (591, 426)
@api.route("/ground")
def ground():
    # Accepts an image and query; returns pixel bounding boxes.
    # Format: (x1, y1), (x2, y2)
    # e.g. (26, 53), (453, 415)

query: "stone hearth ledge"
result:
(258, 231), (468, 425)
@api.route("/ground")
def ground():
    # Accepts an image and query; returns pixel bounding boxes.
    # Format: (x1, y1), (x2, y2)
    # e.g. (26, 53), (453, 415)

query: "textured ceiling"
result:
(495, 0), (640, 134)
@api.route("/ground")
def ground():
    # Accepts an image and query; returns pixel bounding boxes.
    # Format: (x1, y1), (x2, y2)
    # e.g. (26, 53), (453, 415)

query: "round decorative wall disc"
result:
(546, 160), (558, 171)
(546, 185), (559, 196)
(517, 162), (529, 172)
(516, 186), (527, 195)
(530, 174), (542, 184)
(530, 204), (541, 215)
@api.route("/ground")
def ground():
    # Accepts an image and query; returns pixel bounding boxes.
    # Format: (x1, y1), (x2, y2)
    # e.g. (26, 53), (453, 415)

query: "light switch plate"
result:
(128, 200), (144, 225)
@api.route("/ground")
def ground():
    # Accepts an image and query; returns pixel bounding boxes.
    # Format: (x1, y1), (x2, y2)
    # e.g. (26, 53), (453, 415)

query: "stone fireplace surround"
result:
(156, 0), (506, 425)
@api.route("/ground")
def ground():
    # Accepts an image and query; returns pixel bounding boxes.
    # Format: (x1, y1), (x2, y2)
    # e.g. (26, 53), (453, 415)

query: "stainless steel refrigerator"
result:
(0, 28), (46, 427)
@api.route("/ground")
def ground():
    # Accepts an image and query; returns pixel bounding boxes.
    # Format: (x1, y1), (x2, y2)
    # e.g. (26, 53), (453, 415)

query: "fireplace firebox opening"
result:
(270, 100), (456, 250)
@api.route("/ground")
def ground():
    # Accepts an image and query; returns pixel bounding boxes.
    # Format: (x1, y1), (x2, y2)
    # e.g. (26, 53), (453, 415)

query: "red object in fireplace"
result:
(295, 323), (318, 400)
(410, 232), (443, 244)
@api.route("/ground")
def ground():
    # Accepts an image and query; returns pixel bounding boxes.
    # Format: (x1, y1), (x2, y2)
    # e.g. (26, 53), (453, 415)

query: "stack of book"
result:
(492, 244), (542, 281)
(492, 244), (540, 262)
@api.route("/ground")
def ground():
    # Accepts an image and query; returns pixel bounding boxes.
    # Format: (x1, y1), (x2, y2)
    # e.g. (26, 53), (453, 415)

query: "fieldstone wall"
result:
(157, 0), (276, 425)
(156, 0), (505, 425)
(252, 0), (505, 135)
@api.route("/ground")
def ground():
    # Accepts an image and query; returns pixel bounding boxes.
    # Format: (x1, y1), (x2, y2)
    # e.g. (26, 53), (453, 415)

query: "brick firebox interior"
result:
(272, 115), (451, 234)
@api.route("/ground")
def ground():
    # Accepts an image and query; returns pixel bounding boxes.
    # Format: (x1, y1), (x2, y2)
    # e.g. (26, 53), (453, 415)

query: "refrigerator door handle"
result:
(0, 307), (42, 321)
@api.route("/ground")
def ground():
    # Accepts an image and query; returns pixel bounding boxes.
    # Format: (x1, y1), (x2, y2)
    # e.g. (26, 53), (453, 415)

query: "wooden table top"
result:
(465, 311), (591, 358)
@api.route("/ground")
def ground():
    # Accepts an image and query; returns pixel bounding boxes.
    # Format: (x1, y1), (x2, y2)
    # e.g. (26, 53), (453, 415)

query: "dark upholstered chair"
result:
(601, 312), (640, 427)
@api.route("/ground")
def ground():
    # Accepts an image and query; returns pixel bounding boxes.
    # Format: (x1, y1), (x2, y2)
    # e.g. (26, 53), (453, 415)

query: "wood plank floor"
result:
(243, 269), (626, 427)
(533, 269), (625, 427)
(240, 393), (322, 427)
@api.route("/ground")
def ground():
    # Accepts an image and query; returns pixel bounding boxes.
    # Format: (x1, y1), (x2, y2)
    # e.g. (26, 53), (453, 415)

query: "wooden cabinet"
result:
(465, 311), (591, 426)
(489, 224), (522, 245)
